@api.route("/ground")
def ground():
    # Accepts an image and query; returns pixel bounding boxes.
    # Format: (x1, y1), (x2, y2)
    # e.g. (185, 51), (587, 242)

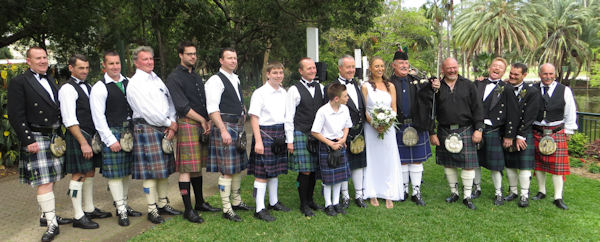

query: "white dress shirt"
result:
(338, 76), (358, 110)
(126, 69), (176, 127)
(205, 68), (242, 115)
(248, 82), (287, 126)
(311, 103), (352, 140)
(90, 73), (127, 146)
(482, 79), (500, 126)
(58, 76), (90, 128)
(284, 79), (325, 143)
(533, 81), (578, 134)
(32, 69), (55, 102)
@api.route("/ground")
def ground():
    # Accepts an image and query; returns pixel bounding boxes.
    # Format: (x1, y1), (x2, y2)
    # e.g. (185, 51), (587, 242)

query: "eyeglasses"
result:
(183, 53), (196, 56)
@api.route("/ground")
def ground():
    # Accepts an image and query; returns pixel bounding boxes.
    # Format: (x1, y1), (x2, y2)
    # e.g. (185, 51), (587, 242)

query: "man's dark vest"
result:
(217, 72), (244, 115)
(103, 78), (132, 127)
(539, 83), (566, 122)
(293, 81), (324, 133)
(68, 79), (95, 134)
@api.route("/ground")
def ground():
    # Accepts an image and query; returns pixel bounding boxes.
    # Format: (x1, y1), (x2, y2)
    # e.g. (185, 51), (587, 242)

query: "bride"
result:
(361, 57), (404, 208)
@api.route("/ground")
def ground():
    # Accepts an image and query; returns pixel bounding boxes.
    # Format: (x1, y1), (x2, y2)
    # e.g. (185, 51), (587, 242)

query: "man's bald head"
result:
(539, 63), (556, 86)
(442, 58), (459, 81)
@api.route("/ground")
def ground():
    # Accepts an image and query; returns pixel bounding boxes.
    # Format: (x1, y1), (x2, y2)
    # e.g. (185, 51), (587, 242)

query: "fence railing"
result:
(577, 112), (600, 142)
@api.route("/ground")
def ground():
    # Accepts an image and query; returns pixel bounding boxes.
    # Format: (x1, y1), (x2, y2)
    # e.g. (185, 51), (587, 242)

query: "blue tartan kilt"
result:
(19, 132), (65, 186)
(436, 127), (479, 169)
(504, 132), (535, 170)
(318, 142), (350, 185)
(248, 124), (288, 179)
(207, 121), (248, 175)
(395, 125), (432, 164)
(478, 128), (505, 171)
(131, 123), (175, 180)
(64, 130), (102, 174)
(100, 126), (132, 178)
(288, 131), (319, 173)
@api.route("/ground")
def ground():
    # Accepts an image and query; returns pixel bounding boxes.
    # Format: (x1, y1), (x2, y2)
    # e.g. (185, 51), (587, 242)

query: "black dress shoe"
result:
(324, 205), (337, 216)
(307, 201), (323, 211)
(183, 209), (204, 223)
(117, 210), (130, 226)
(147, 209), (164, 224)
(354, 198), (368, 208)
(40, 215), (73, 227)
(333, 204), (346, 215)
(341, 198), (350, 209)
(232, 202), (254, 211)
(532, 192), (546, 200)
(411, 194), (426, 206)
(494, 195), (505, 206)
(445, 193), (460, 203)
(268, 202), (291, 212)
(158, 204), (182, 215)
(195, 202), (220, 212)
(41, 224), (59, 242)
(254, 209), (276, 222)
(73, 215), (99, 229)
(472, 189), (482, 199)
(553, 199), (569, 210)
(518, 197), (529, 208)
(463, 198), (476, 210)
(300, 204), (315, 217)
(126, 205), (143, 217)
(222, 210), (242, 222)
(84, 208), (112, 219)
(504, 193), (519, 202)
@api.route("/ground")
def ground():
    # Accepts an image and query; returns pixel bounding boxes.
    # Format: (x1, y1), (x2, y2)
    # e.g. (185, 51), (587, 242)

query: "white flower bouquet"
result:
(369, 102), (398, 139)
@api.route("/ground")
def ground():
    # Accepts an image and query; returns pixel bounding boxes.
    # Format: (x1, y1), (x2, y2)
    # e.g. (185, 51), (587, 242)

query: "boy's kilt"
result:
(477, 128), (505, 171)
(504, 132), (535, 170)
(100, 126), (132, 178)
(288, 131), (319, 173)
(207, 121), (248, 175)
(318, 142), (350, 185)
(395, 125), (432, 164)
(19, 132), (65, 186)
(534, 126), (570, 175)
(435, 126), (479, 169)
(176, 118), (208, 173)
(248, 124), (288, 179)
(65, 130), (102, 174)
(131, 123), (175, 179)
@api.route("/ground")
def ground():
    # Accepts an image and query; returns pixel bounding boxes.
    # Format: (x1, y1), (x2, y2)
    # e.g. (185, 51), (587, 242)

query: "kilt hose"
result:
(176, 118), (208, 173)
(65, 130), (102, 174)
(478, 128), (505, 171)
(100, 126), (132, 179)
(395, 125), (432, 164)
(207, 121), (248, 175)
(288, 131), (319, 173)
(317, 142), (350, 185)
(19, 132), (65, 186)
(534, 126), (570, 175)
(131, 123), (175, 180)
(435, 126), (479, 169)
(248, 124), (288, 179)
(346, 127), (366, 170)
(504, 132), (535, 170)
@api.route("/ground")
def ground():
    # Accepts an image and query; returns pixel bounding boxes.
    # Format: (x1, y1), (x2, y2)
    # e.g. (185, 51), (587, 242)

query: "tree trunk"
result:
(437, 34), (443, 78)
(261, 39), (272, 84)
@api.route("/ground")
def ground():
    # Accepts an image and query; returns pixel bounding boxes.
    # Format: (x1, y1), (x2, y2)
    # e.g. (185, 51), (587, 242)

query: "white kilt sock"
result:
(402, 164), (409, 194)
(341, 181), (350, 200)
(218, 176), (232, 213)
(143, 179), (158, 212)
(267, 178), (279, 206)
(444, 167), (459, 194)
(461, 169), (475, 198)
(552, 175), (564, 199)
(323, 183), (332, 207)
(38, 192), (57, 227)
(157, 178), (169, 208)
(332, 183), (341, 205)
(82, 177), (95, 213)
(535, 170), (546, 194)
(506, 168), (519, 194)
(108, 178), (125, 213)
(490, 170), (503, 196)
(254, 181), (266, 212)
(473, 167), (482, 191)
(351, 168), (364, 199)
(409, 163), (424, 195)
(122, 175), (131, 205)
(69, 180), (85, 219)
(519, 170), (532, 198)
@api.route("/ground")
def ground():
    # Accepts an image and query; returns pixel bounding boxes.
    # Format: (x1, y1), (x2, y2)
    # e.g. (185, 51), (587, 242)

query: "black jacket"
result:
(511, 83), (543, 137)
(474, 79), (520, 138)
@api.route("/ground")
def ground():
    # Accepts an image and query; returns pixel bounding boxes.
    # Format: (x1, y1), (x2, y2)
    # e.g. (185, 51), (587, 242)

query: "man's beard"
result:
(445, 74), (458, 81)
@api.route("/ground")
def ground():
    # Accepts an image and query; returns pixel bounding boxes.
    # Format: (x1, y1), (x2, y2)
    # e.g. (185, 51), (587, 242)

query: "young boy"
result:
(311, 83), (352, 216)
(248, 62), (290, 222)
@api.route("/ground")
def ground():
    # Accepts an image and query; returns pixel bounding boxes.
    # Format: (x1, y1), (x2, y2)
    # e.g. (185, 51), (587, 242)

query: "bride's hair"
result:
(367, 56), (390, 92)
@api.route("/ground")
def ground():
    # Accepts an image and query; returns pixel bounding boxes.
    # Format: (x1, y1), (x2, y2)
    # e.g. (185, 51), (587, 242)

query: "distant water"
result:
(574, 88), (600, 113)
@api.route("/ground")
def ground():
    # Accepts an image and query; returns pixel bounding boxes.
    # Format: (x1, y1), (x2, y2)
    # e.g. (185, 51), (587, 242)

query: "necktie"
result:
(115, 82), (125, 94)
(401, 78), (410, 117)
(542, 86), (550, 103)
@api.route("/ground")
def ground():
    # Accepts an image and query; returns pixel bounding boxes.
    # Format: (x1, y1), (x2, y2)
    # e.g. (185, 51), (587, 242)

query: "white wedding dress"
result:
(363, 84), (404, 201)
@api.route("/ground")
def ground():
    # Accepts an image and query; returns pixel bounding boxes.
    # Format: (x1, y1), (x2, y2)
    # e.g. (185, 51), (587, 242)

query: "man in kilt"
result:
(311, 83), (352, 216)
(166, 41), (219, 224)
(389, 49), (432, 206)
(90, 51), (143, 226)
(8, 46), (72, 241)
(503, 63), (542, 208)
(59, 54), (112, 230)
(532, 63), (577, 210)
(472, 57), (519, 205)
(424, 58), (483, 210)
(205, 48), (253, 222)
(248, 61), (290, 222)
(285, 57), (326, 217)
(126, 46), (181, 224)
(323, 55), (367, 208)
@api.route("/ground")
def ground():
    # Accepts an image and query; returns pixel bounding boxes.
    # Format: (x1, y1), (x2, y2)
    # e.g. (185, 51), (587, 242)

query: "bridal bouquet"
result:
(369, 102), (398, 139)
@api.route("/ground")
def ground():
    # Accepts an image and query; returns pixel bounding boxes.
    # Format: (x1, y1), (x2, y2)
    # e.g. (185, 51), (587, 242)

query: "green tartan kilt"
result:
(288, 131), (319, 173)
(478, 128), (505, 171)
(65, 130), (102, 174)
(504, 132), (535, 170)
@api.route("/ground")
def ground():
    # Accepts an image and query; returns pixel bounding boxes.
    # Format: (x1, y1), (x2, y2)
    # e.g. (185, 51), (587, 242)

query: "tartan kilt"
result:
(534, 127), (569, 175)
(100, 126), (132, 178)
(346, 127), (367, 170)
(248, 124), (288, 179)
(288, 131), (319, 173)
(175, 118), (208, 173)
(19, 132), (65, 186)
(131, 123), (175, 179)
(478, 128), (505, 171)
(395, 125), (432, 164)
(65, 130), (102, 174)
(207, 121), (248, 175)
(435, 127), (479, 169)
(318, 142), (350, 185)
(504, 132), (535, 170)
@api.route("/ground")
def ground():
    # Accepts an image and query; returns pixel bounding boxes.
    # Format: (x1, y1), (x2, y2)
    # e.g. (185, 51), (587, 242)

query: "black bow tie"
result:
(32, 70), (48, 80)
(344, 79), (355, 85)
(306, 81), (317, 87)
(514, 86), (519, 92)
(488, 79), (499, 84)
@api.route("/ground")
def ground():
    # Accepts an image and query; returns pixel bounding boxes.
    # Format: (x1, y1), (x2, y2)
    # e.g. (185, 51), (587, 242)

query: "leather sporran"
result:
(120, 129), (134, 152)
(199, 128), (209, 144)
(91, 133), (102, 154)
(444, 133), (463, 154)
(327, 147), (343, 168)
(235, 130), (247, 153)
(306, 135), (319, 154)
(349, 134), (365, 154)
(271, 136), (287, 155)
(49, 134), (66, 157)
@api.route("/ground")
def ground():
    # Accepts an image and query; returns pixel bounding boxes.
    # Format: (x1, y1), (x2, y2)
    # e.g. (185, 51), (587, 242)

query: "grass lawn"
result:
(131, 157), (600, 241)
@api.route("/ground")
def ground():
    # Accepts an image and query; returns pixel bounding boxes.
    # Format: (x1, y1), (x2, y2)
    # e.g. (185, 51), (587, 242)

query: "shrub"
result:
(0, 64), (28, 167)
(584, 139), (600, 159)
(588, 162), (600, 174)
(568, 132), (588, 158)
(569, 157), (585, 168)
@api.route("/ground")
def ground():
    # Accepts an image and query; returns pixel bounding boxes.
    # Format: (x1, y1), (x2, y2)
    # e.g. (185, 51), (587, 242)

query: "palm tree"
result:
(423, 0), (449, 77)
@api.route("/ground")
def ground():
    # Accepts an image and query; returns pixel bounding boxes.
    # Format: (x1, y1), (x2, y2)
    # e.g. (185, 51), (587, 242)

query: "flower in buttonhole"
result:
(3, 131), (9, 136)
(1, 70), (7, 80)
(2, 114), (6, 119)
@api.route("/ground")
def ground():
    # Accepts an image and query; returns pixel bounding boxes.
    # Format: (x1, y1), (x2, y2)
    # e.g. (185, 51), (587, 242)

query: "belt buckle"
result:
(543, 129), (552, 136)
(450, 124), (459, 130)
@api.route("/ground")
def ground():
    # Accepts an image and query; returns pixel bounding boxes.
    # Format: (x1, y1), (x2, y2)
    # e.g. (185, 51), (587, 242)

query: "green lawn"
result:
(131, 158), (600, 241)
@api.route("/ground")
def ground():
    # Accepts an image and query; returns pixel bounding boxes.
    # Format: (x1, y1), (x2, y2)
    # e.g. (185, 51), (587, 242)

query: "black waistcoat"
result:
(293, 81), (324, 133)
(68, 79), (95, 134)
(217, 72), (244, 115)
(539, 83), (566, 122)
(103, 78), (132, 127)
